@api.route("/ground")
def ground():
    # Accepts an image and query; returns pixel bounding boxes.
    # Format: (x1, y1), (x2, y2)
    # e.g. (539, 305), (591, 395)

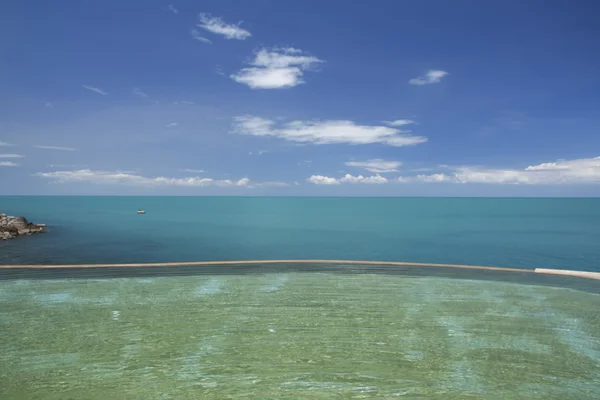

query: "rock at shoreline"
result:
(0, 213), (46, 240)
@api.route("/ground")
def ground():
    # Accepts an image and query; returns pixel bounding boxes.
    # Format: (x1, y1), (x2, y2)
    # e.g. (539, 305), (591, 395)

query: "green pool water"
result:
(1, 271), (600, 399)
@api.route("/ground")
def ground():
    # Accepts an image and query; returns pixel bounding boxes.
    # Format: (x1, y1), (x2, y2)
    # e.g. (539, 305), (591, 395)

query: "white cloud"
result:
(166, 122), (178, 128)
(132, 88), (148, 98)
(35, 169), (288, 188)
(384, 119), (416, 127)
(190, 29), (212, 44)
(0, 154), (24, 158)
(35, 145), (77, 151)
(0, 161), (19, 167)
(399, 173), (452, 183)
(179, 168), (205, 173)
(231, 48), (323, 89)
(398, 156), (600, 185)
(82, 85), (108, 95)
(233, 116), (427, 147)
(197, 13), (251, 40)
(0, 141), (14, 146)
(181, 100), (195, 105)
(45, 102), (53, 108)
(341, 174), (388, 184)
(345, 159), (402, 173)
(236, 177), (250, 186)
(168, 4), (178, 14)
(409, 70), (448, 85)
(306, 175), (340, 185)
(307, 174), (387, 185)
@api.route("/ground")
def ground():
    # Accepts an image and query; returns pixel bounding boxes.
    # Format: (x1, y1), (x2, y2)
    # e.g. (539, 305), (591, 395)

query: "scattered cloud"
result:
(398, 156), (600, 185)
(168, 4), (178, 14)
(399, 173), (451, 183)
(82, 85), (108, 95)
(249, 149), (269, 156)
(190, 29), (212, 44)
(345, 159), (402, 173)
(233, 115), (428, 147)
(253, 181), (289, 188)
(410, 168), (434, 172)
(197, 13), (251, 40)
(409, 70), (448, 86)
(307, 174), (388, 185)
(166, 122), (178, 128)
(0, 161), (19, 167)
(0, 141), (13, 146)
(45, 102), (53, 108)
(384, 119), (416, 127)
(0, 154), (24, 158)
(35, 145), (77, 151)
(231, 47), (323, 89)
(47, 164), (86, 168)
(35, 169), (288, 188)
(216, 66), (225, 76)
(179, 168), (205, 173)
(181, 100), (195, 105)
(132, 88), (148, 98)
(306, 175), (340, 185)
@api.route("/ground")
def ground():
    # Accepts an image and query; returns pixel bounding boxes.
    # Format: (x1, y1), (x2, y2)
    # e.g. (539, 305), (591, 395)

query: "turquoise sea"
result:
(1, 196), (600, 270)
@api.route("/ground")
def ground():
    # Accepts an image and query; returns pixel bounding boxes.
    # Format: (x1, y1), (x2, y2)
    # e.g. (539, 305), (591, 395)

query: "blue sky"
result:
(1, 0), (600, 196)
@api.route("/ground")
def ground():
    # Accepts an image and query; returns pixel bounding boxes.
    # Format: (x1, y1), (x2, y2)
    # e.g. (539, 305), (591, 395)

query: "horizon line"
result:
(1, 195), (600, 199)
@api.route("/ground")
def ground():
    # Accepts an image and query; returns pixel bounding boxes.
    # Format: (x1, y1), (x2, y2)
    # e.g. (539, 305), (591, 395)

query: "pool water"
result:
(1, 271), (600, 399)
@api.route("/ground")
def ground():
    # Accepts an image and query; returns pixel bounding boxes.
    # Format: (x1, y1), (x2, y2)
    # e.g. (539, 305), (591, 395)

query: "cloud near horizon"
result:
(398, 156), (600, 184)
(196, 13), (251, 40)
(306, 156), (600, 186)
(307, 174), (388, 185)
(409, 70), (448, 85)
(345, 159), (402, 173)
(35, 169), (288, 188)
(0, 154), (24, 158)
(233, 116), (428, 146)
(35, 145), (77, 151)
(231, 48), (323, 89)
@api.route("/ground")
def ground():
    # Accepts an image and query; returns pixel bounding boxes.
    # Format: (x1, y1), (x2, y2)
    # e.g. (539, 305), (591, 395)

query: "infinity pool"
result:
(1, 267), (599, 399)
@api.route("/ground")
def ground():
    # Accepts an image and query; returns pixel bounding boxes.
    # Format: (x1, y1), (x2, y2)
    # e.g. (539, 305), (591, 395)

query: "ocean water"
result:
(1, 196), (600, 270)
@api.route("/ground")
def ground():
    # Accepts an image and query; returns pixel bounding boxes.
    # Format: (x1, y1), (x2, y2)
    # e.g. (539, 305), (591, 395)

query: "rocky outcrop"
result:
(0, 213), (46, 240)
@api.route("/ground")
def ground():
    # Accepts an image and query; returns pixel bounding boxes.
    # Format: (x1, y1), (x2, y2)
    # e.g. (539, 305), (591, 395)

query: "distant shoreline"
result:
(0, 259), (599, 281)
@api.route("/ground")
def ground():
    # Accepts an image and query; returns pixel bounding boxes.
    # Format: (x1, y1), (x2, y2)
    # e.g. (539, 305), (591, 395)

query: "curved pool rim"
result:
(1, 259), (599, 280)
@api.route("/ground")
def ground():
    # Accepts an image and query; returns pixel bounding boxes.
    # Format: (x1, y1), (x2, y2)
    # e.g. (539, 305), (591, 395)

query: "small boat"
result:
(137, 210), (145, 214)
